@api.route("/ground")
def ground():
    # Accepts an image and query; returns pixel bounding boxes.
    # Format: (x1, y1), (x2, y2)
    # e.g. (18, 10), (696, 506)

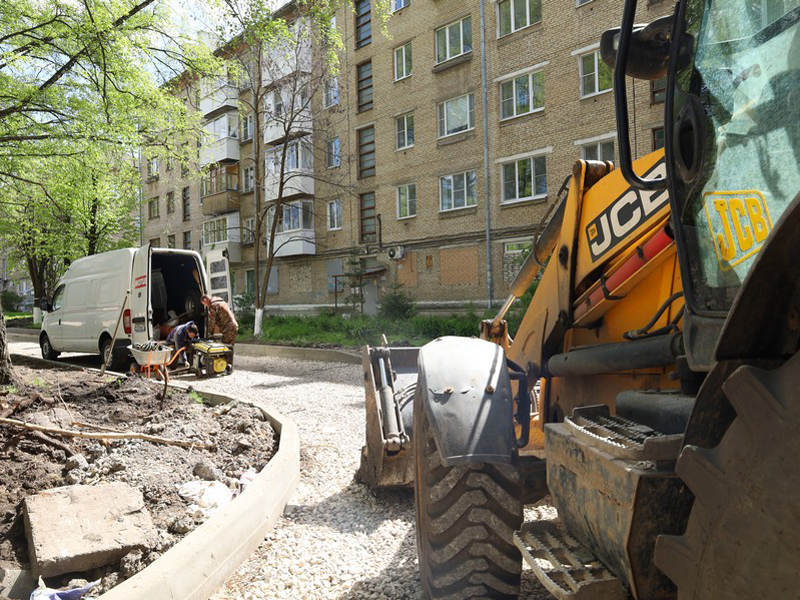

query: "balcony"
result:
(264, 138), (314, 201)
(201, 170), (240, 216)
(200, 137), (239, 166)
(201, 212), (242, 264)
(264, 170), (314, 201)
(263, 105), (312, 145)
(200, 84), (238, 119)
(274, 228), (316, 257)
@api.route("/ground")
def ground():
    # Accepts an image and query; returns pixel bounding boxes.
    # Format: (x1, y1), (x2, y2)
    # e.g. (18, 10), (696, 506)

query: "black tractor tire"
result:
(40, 333), (59, 360)
(413, 386), (523, 600)
(655, 352), (800, 598)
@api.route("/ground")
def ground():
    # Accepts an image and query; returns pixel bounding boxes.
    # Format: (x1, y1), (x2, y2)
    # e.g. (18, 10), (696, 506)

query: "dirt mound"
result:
(0, 361), (276, 594)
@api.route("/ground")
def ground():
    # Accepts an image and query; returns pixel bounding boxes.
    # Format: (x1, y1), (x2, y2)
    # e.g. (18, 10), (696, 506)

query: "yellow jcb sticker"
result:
(703, 191), (773, 271)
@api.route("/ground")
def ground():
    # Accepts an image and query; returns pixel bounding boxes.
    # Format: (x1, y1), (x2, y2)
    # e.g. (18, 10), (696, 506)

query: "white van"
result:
(40, 244), (231, 369)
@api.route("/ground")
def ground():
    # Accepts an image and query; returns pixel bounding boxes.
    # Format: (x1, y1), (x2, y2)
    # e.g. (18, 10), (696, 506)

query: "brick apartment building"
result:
(141, 0), (672, 316)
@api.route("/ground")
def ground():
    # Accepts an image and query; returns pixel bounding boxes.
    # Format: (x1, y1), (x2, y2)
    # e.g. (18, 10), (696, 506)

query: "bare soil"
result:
(0, 357), (276, 595)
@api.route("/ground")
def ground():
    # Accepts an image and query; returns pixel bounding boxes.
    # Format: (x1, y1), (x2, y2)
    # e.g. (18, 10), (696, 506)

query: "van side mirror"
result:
(600, 16), (690, 80)
(40, 298), (51, 312)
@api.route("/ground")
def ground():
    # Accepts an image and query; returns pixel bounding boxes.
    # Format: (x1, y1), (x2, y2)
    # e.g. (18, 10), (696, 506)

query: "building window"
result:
(266, 140), (313, 175)
(205, 113), (238, 141)
(438, 94), (475, 138)
(397, 183), (417, 219)
(328, 199), (342, 230)
(167, 234), (176, 249)
(436, 17), (472, 64)
(243, 217), (256, 244)
(357, 61), (373, 112)
(147, 157), (159, 179)
(243, 166), (255, 192)
(272, 90), (284, 117)
(358, 126), (376, 178)
(498, 0), (542, 36)
(396, 113), (415, 149)
(580, 50), (612, 97)
(505, 240), (532, 256)
(241, 112), (253, 141)
(203, 217), (228, 245)
(360, 192), (377, 243)
(183, 231), (192, 249)
(651, 78), (667, 103)
(503, 239), (533, 282)
(500, 71), (544, 119)
(166, 191), (175, 214)
(392, 0), (409, 10)
(149, 237), (161, 248)
(577, 0), (592, 6)
(582, 140), (615, 161)
(355, 0), (371, 48)
(440, 170), (477, 211)
(653, 127), (665, 151)
(148, 197), (160, 220)
(182, 187), (191, 221)
(324, 77), (339, 108)
(501, 155), (547, 203)
(280, 200), (314, 232)
(327, 137), (341, 168)
(245, 269), (255, 294)
(395, 42), (412, 80)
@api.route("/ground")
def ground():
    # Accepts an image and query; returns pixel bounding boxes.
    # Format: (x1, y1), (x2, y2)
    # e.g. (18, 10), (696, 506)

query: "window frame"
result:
(397, 183), (417, 219)
(437, 93), (475, 139)
(396, 113), (415, 150)
(579, 49), (612, 98)
(148, 197), (160, 220)
(650, 78), (667, 104)
(499, 70), (545, 120)
(652, 127), (665, 151)
(166, 191), (175, 214)
(392, 0), (409, 11)
(497, 0), (542, 37)
(242, 217), (256, 244)
(355, 0), (372, 48)
(581, 140), (616, 162)
(327, 136), (341, 168)
(357, 126), (376, 178)
(360, 192), (377, 243)
(323, 77), (339, 108)
(183, 231), (192, 249)
(356, 61), (374, 112)
(327, 199), (343, 231)
(241, 112), (254, 141)
(182, 187), (191, 221)
(500, 154), (548, 205)
(435, 17), (472, 64)
(202, 216), (229, 246)
(439, 170), (478, 212)
(243, 166), (255, 192)
(394, 42), (413, 81)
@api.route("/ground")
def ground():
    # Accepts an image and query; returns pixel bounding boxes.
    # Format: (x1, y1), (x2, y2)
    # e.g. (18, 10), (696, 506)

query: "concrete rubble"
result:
(23, 482), (156, 577)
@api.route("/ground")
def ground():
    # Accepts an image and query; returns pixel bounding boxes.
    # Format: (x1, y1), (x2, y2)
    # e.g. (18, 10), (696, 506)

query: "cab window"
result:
(52, 285), (66, 311)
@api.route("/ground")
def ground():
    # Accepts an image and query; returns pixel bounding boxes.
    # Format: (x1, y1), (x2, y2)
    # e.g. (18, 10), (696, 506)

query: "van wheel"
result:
(40, 334), (59, 360)
(101, 338), (118, 371)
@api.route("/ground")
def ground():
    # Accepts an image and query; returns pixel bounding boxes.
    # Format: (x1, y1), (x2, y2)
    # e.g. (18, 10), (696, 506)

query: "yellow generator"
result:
(190, 339), (234, 378)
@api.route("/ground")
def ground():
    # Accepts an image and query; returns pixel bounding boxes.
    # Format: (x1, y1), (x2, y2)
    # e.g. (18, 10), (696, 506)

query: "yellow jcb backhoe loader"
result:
(358, 0), (800, 596)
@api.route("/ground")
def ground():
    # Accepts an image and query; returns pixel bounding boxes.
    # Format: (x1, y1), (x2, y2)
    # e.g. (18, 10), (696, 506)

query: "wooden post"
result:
(101, 292), (129, 375)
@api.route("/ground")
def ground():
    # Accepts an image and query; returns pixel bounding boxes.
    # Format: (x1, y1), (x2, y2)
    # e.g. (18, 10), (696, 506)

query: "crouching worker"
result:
(166, 321), (199, 367)
(201, 294), (239, 358)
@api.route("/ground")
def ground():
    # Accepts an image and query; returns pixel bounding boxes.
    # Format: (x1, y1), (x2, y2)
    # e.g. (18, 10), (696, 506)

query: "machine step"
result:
(515, 520), (627, 600)
(565, 405), (682, 461)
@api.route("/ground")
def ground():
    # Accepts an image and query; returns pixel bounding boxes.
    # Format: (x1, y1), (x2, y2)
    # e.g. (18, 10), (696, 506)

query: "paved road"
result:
(8, 339), (553, 600)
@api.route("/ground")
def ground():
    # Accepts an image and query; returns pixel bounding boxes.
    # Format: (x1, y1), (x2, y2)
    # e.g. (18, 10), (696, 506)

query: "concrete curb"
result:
(7, 328), (361, 365)
(8, 354), (300, 600)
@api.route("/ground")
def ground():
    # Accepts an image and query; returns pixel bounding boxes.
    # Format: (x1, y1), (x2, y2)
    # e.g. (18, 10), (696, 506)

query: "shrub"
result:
(1, 290), (23, 313)
(379, 283), (417, 321)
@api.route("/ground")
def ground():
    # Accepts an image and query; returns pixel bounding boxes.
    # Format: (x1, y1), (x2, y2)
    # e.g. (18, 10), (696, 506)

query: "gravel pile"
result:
(194, 355), (554, 600)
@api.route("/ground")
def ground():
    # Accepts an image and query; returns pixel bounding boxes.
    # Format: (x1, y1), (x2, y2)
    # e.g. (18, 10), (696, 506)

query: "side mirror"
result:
(600, 16), (683, 80)
(40, 298), (51, 312)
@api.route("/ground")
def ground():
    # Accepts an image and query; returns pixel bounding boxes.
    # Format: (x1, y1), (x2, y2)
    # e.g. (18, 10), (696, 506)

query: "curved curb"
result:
(8, 353), (300, 600)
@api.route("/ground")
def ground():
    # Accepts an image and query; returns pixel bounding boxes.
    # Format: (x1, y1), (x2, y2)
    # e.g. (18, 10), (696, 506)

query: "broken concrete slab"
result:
(23, 482), (156, 578)
(0, 561), (36, 599)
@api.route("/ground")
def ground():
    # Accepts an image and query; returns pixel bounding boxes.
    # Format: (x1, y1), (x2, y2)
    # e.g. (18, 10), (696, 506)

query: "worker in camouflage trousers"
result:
(201, 295), (239, 346)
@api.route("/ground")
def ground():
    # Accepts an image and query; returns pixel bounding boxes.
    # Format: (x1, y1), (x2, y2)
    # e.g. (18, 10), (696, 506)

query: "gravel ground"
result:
(7, 340), (555, 600)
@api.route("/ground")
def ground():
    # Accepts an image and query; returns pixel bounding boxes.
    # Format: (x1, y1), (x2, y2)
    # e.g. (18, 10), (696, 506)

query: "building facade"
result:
(142, 0), (672, 316)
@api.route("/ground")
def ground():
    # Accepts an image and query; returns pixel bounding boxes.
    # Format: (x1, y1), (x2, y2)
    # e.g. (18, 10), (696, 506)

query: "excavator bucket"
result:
(356, 344), (419, 489)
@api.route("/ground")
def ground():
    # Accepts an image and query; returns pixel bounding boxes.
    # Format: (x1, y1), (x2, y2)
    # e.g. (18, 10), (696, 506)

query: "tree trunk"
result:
(254, 308), (264, 336)
(0, 302), (15, 385)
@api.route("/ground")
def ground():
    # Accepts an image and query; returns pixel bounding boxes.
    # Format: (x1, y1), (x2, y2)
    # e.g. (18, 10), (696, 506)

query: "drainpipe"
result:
(479, 0), (493, 310)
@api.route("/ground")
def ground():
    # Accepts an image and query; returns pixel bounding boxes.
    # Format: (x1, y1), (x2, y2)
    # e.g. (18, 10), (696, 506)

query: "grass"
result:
(4, 312), (31, 320)
(188, 390), (206, 404)
(236, 311), (488, 348)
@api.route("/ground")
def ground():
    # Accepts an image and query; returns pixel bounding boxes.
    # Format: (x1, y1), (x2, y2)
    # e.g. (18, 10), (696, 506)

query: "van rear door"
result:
(205, 248), (232, 304)
(130, 244), (152, 345)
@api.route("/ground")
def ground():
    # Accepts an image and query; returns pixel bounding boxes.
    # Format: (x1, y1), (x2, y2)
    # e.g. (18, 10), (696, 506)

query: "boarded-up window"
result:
(440, 246), (479, 286)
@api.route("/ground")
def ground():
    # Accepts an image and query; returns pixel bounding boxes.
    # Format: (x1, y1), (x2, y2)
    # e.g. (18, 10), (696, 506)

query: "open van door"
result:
(130, 244), (152, 345)
(205, 248), (232, 304)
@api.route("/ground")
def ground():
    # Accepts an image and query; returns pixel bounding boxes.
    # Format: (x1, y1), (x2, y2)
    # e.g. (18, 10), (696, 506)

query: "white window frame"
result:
(504, 239), (533, 256)
(439, 170), (478, 212)
(281, 199), (314, 232)
(500, 153), (548, 205)
(396, 113), (415, 150)
(241, 112), (253, 141)
(397, 183), (417, 219)
(497, 0), (542, 37)
(579, 49), (612, 98)
(581, 140), (615, 162)
(576, 0), (593, 7)
(326, 137), (341, 168)
(202, 216), (228, 246)
(392, 0), (410, 11)
(394, 42), (412, 80)
(437, 93), (475, 139)
(435, 17), (472, 64)
(324, 77), (339, 108)
(243, 166), (255, 192)
(327, 199), (342, 230)
(500, 70), (544, 120)
(243, 217), (256, 244)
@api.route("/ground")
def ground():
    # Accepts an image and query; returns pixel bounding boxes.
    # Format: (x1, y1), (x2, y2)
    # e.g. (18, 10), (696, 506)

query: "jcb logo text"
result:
(703, 191), (772, 271)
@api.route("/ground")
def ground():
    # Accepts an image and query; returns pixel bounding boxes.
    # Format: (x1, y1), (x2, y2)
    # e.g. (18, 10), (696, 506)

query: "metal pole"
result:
(479, 0), (493, 310)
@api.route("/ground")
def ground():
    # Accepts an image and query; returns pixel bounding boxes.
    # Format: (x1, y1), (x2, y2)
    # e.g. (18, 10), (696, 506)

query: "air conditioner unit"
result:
(387, 246), (405, 260)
